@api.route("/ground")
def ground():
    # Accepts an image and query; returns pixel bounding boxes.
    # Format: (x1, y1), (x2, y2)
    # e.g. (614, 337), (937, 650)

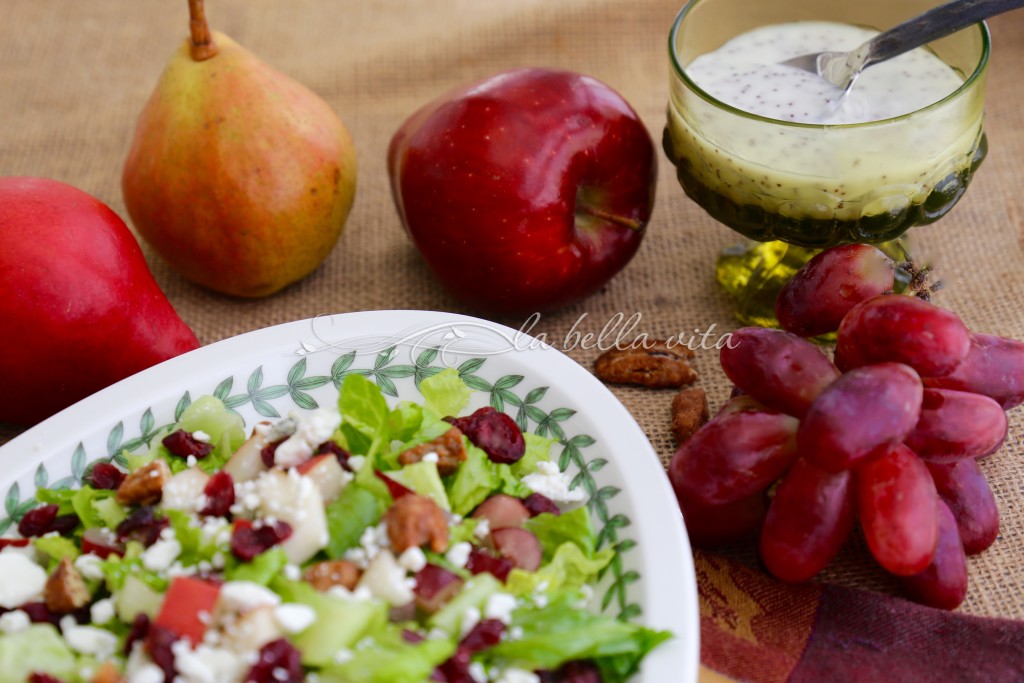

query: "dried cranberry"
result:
(162, 430), (213, 459)
(523, 493), (561, 517)
(401, 628), (426, 644)
(88, 462), (127, 490)
(447, 407), (526, 464)
(18, 505), (77, 538)
(200, 471), (235, 517)
(260, 438), (286, 468)
(124, 613), (151, 655)
(245, 638), (303, 683)
(465, 546), (514, 582)
(21, 602), (60, 626)
(145, 624), (179, 682)
(28, 674), (66, 683)
(0, 538), (30, 550)
(231, 519), (293, 562)
(116, 506), (170, 547)
(541, 660), (603, 683)
(437, 648), (474, 683)
(430, 670), (447, 682)
(461, 618), (506, 655)
(316, 440), (352, 471)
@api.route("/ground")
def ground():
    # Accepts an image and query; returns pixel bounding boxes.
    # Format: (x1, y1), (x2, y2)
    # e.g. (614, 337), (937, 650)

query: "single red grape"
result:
(900, 500), (968, 610)
(675, 490), (767, 549)
(925, 458), (999, 555)
(759, 458), (854, 583)
(905, 388), (1008, 462)
(776, 244), (895, 337)
(857, 444), (939, 576)
(835, 295), (970, 376)
(924, 333), (1024, 410)
(799, 363), (923, 472)
(719, 327), (839, 418)
(669, 410), (798, 506)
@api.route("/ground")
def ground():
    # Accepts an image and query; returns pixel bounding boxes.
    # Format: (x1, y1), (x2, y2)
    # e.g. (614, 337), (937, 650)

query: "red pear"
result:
(0, 177), (199, 425)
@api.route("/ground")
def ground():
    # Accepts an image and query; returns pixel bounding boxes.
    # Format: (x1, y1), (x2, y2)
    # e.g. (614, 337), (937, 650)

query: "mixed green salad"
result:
(0, 370), (669, 683)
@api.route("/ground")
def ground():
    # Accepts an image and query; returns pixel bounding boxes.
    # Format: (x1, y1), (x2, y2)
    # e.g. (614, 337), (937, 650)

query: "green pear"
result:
(122, 0), (356, 297)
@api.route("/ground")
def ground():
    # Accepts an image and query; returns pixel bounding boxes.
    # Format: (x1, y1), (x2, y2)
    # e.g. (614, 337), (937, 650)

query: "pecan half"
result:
(383, 494), (448, 554)
(671, 387), (710, 445)
(115, 459), (172, 506)
(45, 556), (91, 613)
(398, 427), (467, 476)
(304, 559), (362, 592)
(593, 341), (698, 388)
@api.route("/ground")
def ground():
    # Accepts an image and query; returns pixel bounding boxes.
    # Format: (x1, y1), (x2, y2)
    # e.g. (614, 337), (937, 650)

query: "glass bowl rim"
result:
(667, 0), (992, 129)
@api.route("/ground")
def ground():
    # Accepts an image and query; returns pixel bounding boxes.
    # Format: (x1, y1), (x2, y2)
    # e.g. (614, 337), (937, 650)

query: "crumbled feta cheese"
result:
(187, 455), (198, 468)
(460, 606), (481, 638)
(141, 538), (182, 572)
(422, 451), (440, 464)
(327, 585), (373, 602)
(74, 552), (106, 581)
(469, 662), (488, 683)
(484, 592), (517, 624)
(0, 610), (30, 634)
(129, 664), (164, 683)
(473, 518), (491, 539)
(272, 409), (342, 468)
(534, 594), (549, 608)
(0, 552), (47, 608)
(509, 626), (524, 640)
(172, 639), (247, 683)
(357, 550), (415, 605)
(192, 430), (211, 443)
(283, 564), (302, 581)
(334, 649), (354, 664)
(162, 468), (210, 513)
(62, 620), (119, 658)
(495, 668), (540, 683)
(445, 542), (472, 569)
(91, 598), (116, 625)
(398, 546), (427, 573)
(347, 455), (366, 472)
(521, 460), (585, 503)
(274, 603), (317, 634)
(219, 581), (282, 613)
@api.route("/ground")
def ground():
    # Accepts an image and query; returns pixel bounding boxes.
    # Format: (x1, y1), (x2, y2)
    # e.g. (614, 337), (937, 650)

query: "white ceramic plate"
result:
(0, 310), (698, 682)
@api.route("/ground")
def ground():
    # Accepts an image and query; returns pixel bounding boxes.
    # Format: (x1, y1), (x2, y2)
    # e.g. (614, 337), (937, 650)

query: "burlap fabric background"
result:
(1, 0), (1022, 633)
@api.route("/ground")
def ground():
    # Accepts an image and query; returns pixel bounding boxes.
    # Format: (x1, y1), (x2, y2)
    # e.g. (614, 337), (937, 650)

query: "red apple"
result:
(0, 177), (200, 425)
(388, 68), (656, 315)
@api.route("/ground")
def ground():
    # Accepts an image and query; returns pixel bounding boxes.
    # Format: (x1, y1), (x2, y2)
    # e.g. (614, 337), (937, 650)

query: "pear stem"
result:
(187, 0), (219, 61)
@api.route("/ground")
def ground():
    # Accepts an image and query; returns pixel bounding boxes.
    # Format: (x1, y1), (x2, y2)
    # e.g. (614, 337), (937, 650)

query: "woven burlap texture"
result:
(2, 0), (1022, 620)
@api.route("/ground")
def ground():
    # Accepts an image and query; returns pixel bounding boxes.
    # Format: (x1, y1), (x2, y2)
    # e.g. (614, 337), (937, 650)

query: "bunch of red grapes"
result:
(669, 244), (1024, 609)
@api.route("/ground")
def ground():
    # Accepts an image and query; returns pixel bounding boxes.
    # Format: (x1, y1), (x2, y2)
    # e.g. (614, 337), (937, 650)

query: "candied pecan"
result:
(304, 560), (362, 592)
(115, 460), (172, 506)
(90, 662), (123, 683)
(593, 341), (698, 388)
(384, 494), (449, 554)
(671, 387), (710, 445)
(398, 427), (467, 476)
(44, 557), (91, 614)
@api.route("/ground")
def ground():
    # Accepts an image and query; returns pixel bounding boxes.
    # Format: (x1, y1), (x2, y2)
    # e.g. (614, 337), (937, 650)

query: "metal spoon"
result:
(782, 0), (1024, 95)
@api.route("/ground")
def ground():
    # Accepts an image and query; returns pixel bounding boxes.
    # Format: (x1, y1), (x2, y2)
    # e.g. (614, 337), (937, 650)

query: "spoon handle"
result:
(866, 0), (1024, 66)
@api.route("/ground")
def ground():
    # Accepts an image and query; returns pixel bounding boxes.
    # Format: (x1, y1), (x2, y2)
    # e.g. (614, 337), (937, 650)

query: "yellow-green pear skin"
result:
(122, 32), (356, 297)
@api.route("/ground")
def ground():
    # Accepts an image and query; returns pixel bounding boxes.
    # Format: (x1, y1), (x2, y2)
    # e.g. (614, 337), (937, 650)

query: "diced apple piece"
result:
(221, 605), (283, 654)
(153, 577), (221, 645)
(255, 470), (329, 564)
(357, 550), (414, 606)
(224, 426), (270, 482)
(160, 467), (210, 513)
(297, 454), (352, 504)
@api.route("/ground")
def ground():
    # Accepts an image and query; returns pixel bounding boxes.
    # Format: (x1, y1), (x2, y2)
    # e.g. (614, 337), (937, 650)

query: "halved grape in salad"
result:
(0, 370), (670, 683)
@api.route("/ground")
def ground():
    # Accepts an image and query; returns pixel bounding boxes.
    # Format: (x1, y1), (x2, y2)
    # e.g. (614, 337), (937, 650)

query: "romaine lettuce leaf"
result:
(226, 547), (288, 585)
(447, 443), (498, 516)
(0, 624), (78, 683)
(326, 482), (390, 558)
(339, 374), (392, 460)
(506, 542), (614, 596)
(33, 535), (80, 566)
(512, 433), (558, 477)
(419, 368), (472, 419)
(525, 507), (598, 560)
(321, 625), (456, 683)
(485, 593), (671, 682)
(387, 461), (450, 511)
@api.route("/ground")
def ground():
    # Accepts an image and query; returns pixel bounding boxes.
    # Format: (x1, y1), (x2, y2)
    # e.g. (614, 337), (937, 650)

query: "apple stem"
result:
(576, 204), (645, 231)
(187, 0), (219, 61)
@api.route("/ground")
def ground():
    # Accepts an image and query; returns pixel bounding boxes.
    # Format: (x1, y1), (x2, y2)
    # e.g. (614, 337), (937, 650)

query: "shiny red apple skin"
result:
(0, 177), (200, 425)
(388, 68), (656, 315)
